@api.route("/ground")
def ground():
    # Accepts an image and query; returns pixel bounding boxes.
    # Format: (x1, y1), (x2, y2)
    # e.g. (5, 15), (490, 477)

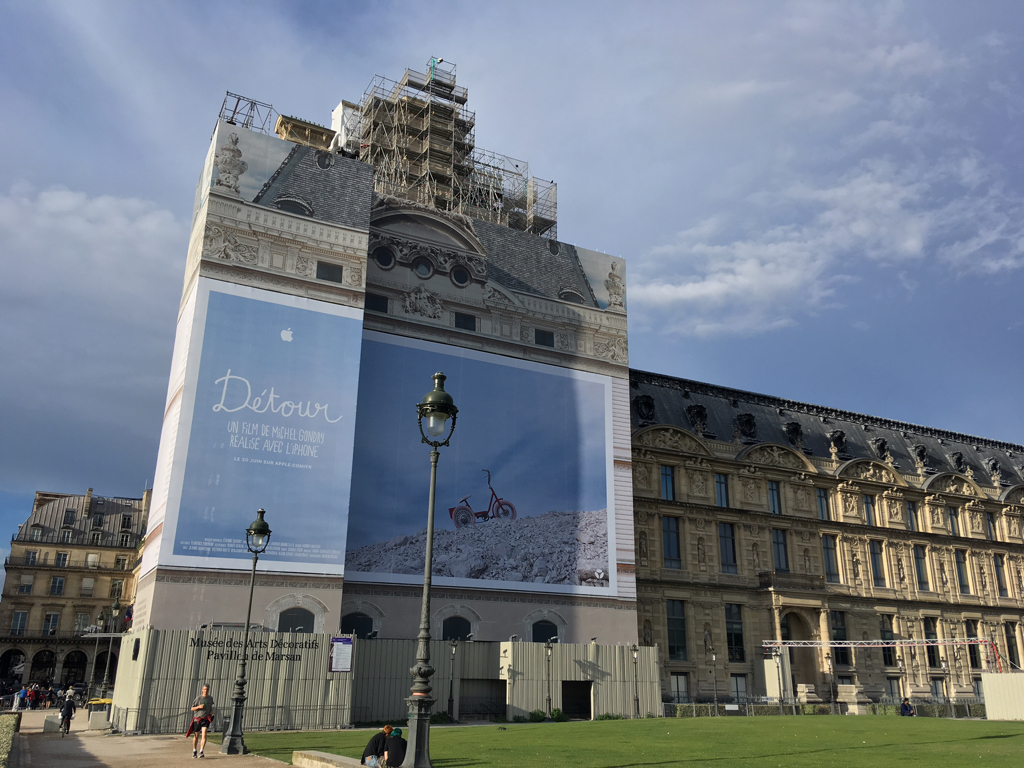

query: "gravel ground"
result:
(346, 509), (610, 586)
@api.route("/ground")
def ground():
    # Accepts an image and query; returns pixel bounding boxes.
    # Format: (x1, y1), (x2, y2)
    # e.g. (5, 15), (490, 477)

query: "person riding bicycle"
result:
(59, 693), (76, 734)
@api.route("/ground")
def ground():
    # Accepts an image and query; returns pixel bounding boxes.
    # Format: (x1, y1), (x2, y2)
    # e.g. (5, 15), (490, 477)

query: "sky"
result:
(1, 0), (1023, 551)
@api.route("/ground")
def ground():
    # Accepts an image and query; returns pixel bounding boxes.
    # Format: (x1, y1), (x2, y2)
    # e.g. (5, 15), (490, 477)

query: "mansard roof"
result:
(629, 369), (1024, 490)
(17, 493), (148, 544)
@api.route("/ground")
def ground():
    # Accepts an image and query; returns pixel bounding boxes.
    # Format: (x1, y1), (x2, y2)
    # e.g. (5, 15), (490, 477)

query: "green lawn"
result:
(228, 716), (1024, 767)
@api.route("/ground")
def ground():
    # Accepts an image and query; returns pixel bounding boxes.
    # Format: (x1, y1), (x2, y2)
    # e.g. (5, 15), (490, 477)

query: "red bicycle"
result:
(449, 470), (517, 528)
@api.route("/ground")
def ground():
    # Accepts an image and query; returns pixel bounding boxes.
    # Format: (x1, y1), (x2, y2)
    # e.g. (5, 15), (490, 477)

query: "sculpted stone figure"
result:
(604, 261), (625, 309)
(214, 133), (247, 194)
(686, 404), (709, 435)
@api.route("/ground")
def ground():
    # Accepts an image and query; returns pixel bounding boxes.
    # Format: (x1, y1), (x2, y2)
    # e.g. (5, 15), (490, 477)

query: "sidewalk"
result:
(11, 710), (283, 767)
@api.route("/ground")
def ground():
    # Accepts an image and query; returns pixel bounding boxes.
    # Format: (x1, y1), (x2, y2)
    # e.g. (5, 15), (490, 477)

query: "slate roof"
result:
(16, 493), (148, 546)
(252, 146), (373, 231)
(471, 219), (599, 308)
(630, 369), (1024, 490)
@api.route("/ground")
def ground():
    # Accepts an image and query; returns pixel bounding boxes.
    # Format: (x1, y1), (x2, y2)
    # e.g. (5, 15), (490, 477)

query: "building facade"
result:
(629, 369), (1024, 705)
(0, 489), (148, 687)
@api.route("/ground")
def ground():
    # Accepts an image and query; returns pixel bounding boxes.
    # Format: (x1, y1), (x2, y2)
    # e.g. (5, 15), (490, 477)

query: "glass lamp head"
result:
(418, 372), (458, 439)
(111, 597), (121, 618)
(247, 508), (272, 553)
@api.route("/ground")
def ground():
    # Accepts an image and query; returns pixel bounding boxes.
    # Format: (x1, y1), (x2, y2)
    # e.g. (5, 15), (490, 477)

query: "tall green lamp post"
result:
(221, 509), (271, 755)
(403, 373), (458, 768)
(99, 597), (121, 700)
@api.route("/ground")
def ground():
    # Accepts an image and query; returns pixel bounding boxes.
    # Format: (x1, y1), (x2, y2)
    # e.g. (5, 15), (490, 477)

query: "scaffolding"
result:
(218, 92), (277, 134)
(356, 58), (557, 238)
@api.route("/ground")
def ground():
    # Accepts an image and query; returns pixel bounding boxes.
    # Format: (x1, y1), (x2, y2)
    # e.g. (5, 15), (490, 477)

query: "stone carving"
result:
(694, 517), (707, 530)
(847, 462), (896, 484)
(735, 413), (757, 442)
(870, 437), (892, 463)
(827, 430), (848, 458)
(403, 286), (444, 319)
(697, 537), (707, 571)
(950, 451), (968, 474)
(966, 500), (985, 533)
(912, 444), (929, 472)
(978, 560), (988, 591)
(594, 336), (627, 361)
(642, 620), (654, 646)
(852, 550), (861, 580)
(925, 494), (945, 526)
(741, 476), (760, 503)
(838, 481), (860, 519)
(783, 422), (804, 450)
(294, 255), (315, 277)
(897, 557), (906, 583)
(1007, 512), (1022, 538)
(752, 543), (761, 571)
(638, 531), (648, 563)
(746, 445), (804, 469)
(345, 264), (362, 286)
(214, 133), (247, 194)
(939, 561), (949, 587)
(803, 548), (811, 574)
(604, 261), (625, 309)
(688, 470), (709, 497)
(483, 283), (513, 304)
(519, 325), (531, 342)
(984, 457), (1004, 485)
(633, 395), (655, 422)
(203, 225), (258, 265)
(686, 404), (711, 436)
(556, 332), (571, 351)
(936, 476), (976, 497)
(793, 485), (810, 510)
(637, 509), (648, 524)
(638, 428), (704, 455)
(884, 490), (905, 522)
(632, 462), (653, 490)
(799, 530), (811, 542)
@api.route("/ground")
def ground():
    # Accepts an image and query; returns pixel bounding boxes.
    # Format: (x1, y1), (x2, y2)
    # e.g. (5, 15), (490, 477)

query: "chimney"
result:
(84, 487), (93, 517)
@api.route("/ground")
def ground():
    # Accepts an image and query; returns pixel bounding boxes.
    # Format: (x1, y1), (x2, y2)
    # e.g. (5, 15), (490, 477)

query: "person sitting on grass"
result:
(361, 724), (393, 767)
(900, 698), (915, 716)
(383, 727), (407, 768)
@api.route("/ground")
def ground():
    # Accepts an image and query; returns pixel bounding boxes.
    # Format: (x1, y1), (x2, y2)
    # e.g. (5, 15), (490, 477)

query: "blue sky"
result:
(1, 1), (1023, 551)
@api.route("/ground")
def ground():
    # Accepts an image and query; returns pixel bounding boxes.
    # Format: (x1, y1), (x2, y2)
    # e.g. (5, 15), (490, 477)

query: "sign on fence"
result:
(330, 637), (353, 673)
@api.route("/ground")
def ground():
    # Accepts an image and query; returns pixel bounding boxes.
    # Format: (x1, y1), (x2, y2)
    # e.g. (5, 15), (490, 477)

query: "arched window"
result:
(340, 612), (374, 639)
(532, 620), (559, 643)
(442, 616), (471, 641)
(61, 651), (88, 685)
(29, 650), (55, 684)
(278, 607), (314, 633)
(0, 650), (24, 681)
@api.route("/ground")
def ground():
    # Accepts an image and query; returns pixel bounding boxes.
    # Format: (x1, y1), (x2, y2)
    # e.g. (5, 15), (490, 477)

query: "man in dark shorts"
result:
(187, 684), (215, 758)
(361, 724), (393, 767)
(383, 727), (407, 768)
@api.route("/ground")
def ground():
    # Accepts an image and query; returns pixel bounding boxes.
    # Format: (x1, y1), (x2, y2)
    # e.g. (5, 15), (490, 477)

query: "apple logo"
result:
(280, 328), (293, 342)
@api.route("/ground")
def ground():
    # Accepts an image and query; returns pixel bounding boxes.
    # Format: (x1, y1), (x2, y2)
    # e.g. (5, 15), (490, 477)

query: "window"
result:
(63, 510), (76, 526)
(412, 258), (432, 278)
(340, 612), (374, 640)
(30, 527), (42, 541)
(364, 292), (389, 313)
(119, 533), (131, 547)
(43, 612), (60, 635)
(822, 535), (840, 583)
(768, 481), (782, 515)
(949, 507), (960, 537)
(667, 600), (687, 660)
(441, 616), (471, 642)
(80, 577), (95, 597)
(24, 550), (37, 566)
(954, 550), (970, 594)
(11, 611), (27, 636)
(450, 266), (471, 287)
(662, 517), (681, 569)
(914, 545), (930, 591)
(817, 489), (830, 521)
(18, 575), (33, 594)
(831, 611), (849, 665)
(886, 677), (901, 699)
(719, 523), (738, 574)
(869, 541), (886, 587)
(986, 513), (998, 541)
(660, 465), (675, 501)
(906, 501), (917, 532)
(115, 556), (128, 571)
(110, 580), (124, 599)
(863, 495), (876, 526)
(49, 576), (65, 596)
(771, 529), (789, 573)
(715, 474), (729, 508)
(75, 613), (90, 632)
(532, 620), (558, 643)
(966, 620), (980, 669)
(55, 552), (68, 568)
(372, 246), (395, 269)
(59, 530), (72, 543)
(92, 515), (104, 530)
(930, 678), (945, 697)
(121, 515), (132, 531)
(995, 555), (1009, 597)
(670, 672), (688, 703)
(725, 604), (745, 662)
(534, 329), (555, 347)
(1005, 624), (1020, 668)
(315, 261), (344, 283)
(924, 618), (939, 668)
(90, 532), (102, 545)
(453, 312), (476, 331)
(730, 674), (747, 702)
(880, 615), (895, 666)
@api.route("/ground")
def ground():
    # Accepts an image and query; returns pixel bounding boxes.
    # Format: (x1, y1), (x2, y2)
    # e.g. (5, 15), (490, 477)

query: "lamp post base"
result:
(401, 694), (435, 768)
(220, 702), (248, 755)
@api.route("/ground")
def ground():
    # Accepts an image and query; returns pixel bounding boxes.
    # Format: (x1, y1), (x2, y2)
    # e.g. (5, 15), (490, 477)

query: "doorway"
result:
(561, 680), (592, 720)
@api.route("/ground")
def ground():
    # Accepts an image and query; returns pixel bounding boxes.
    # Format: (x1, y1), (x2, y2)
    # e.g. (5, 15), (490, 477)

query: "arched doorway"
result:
(93, 651), (118, 685)
(781, 612), (815, 690)
(442, 616), (471, 641)
(532, 620), (558, 643)
(29, 650), (55, 684)
(61, 651), (88, 686)
(0, 649), (24, 683)
(340, 612), (374, 639)
(278, 607), (314, 633)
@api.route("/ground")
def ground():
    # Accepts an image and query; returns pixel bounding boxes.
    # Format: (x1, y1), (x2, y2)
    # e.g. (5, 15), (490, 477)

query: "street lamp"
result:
(825, 652), (836, 715)
(896, 655), (906, 701)
(544, 641), (553, 720)
(447, 640), (458, 721)
(710, 649), (718, 716)
(765, 646), (784, 715)
(404, 373), (458, 768)
(221, 509), (271, 755)
(100, 597), (121, 700)
(631, 644), (640, 718)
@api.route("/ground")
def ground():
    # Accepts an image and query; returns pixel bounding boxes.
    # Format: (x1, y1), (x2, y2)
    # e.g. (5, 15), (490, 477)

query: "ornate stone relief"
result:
(370, 232), (487, 281)
(912, 444), (930, 473)
(345, 264), (362, 286)
(637, 428), (706, 455)
(870, 437), (893, 464)
(735, 413), (757, 443)
(883, 489), (905, 522)
(604, 261), (625, 310)
(594, 336), (627, 361)
(846, 461), (897, 484)
(638, 531), (649, 565)
(751, 543), (761, 571)
(633, 462), (653, 490)
(925, 495), (946, 527)
(294, 255), (315, 277)
(949, 451), (968, 474)
(642, 620), (654, 646)
(633, 395), (655, 422)
(687, 469), (709, 497)
(686, 404), (713, 437)
(966, 500), (985, 533)
(213, 132), (247, 194)
(697, 537), (707, 571)
(1006, 508), (1022, 538)
(837, 480), (861, 521)
(745, 445), (805, 470)
(827, 430), (848, 459)
(403, 286), (443, 319)
(203, 224), (258, 264)
(783, 422), (804, 450)
(934, 475), (976, 497)
(739, 466), (762, 503)
(984, 457), (1004, 485)
(792, 484), (810, 511)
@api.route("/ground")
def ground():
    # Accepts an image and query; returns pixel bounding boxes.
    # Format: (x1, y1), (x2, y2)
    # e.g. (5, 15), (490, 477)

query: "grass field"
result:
(224, 716), (1024, 767)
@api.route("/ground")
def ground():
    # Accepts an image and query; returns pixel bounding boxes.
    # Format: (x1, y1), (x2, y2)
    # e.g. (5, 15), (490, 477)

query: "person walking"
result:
(360, 724), (393, 767)
(186, 684), (215, 758)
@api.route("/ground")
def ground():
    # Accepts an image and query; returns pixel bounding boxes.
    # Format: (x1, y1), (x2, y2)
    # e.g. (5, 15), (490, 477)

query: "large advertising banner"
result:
(161, 278), (362, 573)
(346, 332), (615, 595)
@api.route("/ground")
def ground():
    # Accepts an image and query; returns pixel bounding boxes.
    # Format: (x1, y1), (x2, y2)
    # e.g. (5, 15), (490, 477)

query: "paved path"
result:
(12, 711), (284, 767)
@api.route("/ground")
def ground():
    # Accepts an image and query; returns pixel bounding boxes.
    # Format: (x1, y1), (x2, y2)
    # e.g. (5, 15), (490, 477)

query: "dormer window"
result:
(63, 510), (77, 526)
(273, 195), (313, 217)
(92, 515), (104, 530)
(30, 526), (42, 542)
(121, 515), (133, 531)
